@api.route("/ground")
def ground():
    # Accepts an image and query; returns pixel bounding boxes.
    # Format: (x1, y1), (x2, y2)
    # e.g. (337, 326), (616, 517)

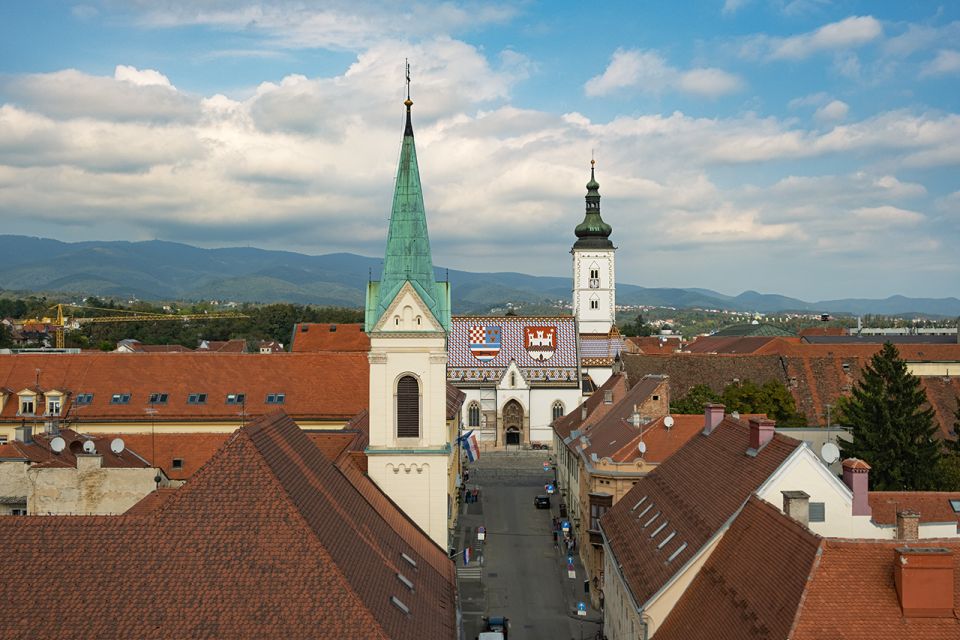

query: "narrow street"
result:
(456, 452), (603, 640)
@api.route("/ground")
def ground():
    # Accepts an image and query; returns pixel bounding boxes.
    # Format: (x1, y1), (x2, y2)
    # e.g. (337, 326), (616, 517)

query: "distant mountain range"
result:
(0, 235), (958, 317)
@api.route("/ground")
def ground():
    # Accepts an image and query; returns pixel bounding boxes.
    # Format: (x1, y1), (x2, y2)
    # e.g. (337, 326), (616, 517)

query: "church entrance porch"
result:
(501, 399), (525, 447)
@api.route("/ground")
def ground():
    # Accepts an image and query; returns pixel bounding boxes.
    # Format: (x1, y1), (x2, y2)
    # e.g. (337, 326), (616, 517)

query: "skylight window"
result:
(226, 393), (245, 405)
(401, 552), (417, 569)
(643, 511), (660, 528)
(631, 496), (648, 511)
(111, 393), (131, 405)
(266, 393), (285, 405)
(950, 499), (960, 513)
(75, 393), (94, 405)
(390, 596), (410, 615)
(650, 521), (668, 538)
(397, 573), (414, 590)
(149, 393), (168, 404)
(657, 531), (676, 549)
(667, 542), (688, 563)
(187, 393), (207, 405)
(637, 503), (654, 519)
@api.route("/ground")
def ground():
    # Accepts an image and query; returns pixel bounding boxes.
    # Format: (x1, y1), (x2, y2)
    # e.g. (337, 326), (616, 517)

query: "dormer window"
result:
(187, 393), (207, 405)
(19, 398), (35, 415)
(110, 394), (131, 405)
(226, 393), (245, 405)
(46, 398), (62, 416)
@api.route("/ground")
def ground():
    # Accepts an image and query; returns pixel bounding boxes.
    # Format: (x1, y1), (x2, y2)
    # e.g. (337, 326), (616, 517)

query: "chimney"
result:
(14, 425), (33, 444)
(747, 418), (776, 455)
(894, 547), (954, 617)
(76, 454), (103, 472)
(702, 403), (725, 435)
(842, 458), (872, 516)
(896, 510), (920, 541)
(781, 490), (810, 527)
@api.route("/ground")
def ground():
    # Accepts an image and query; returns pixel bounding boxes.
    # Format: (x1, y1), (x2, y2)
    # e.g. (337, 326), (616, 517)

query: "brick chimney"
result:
(747, 418), (776, 455)
(842, 458), (872, 517)
(894, 547), (954, 617)
(702, 403), (725, 435)
(896, 510), (920, 541)
(781, 490), (810, 527)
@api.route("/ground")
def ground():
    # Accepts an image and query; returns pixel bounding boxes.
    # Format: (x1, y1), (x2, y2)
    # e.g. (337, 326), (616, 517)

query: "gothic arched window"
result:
(396, 375), (420, 438)
(468, 401), (481, 428)
(552, 400), (564, 421)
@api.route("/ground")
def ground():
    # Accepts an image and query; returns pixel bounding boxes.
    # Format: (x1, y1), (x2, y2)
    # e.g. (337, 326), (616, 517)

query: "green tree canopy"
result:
(837, 342), (941, 491)
(670, 379), (806, 427)
(670, 384), (720, 414)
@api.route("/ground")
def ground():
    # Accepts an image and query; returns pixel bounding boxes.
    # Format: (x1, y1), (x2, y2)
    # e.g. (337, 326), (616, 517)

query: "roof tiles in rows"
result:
(600, 417), (801, 609)
(552, 372), (629, 441)
(448, 316), (578, 383)
(0, 352), (368, 423)
(626, 336), (684, 354)
(579, 333), (625, 364)
(655, 496), (822, 640)
(0, 411), (456, 639)
(290, 323), (371, 352)
(1, 429), (151, 469)
(573, 375), (668, 461)
(868, 491), (960, 526)
(682, 336), (779, 354)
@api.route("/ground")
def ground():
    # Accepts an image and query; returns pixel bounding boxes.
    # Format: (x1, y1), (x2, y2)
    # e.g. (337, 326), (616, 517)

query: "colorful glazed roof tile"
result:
(448, 316), (579, 384)
(0, 411), (457, 639)
(579, 332), (625, 365)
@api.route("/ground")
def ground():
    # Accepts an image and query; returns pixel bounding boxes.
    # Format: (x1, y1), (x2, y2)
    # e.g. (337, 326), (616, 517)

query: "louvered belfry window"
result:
(397, 375), (420, 438)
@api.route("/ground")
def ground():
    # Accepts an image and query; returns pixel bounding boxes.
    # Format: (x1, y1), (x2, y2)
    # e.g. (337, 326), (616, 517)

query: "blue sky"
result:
(0, 1), (958, 301)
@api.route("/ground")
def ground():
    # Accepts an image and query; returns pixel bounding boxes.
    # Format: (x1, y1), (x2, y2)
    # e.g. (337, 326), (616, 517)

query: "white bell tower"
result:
(572, 160), (616, 335)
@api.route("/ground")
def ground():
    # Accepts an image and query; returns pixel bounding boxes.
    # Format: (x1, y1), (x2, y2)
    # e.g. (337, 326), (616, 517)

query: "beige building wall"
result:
(0, 460), (30, 514)
(908, 362), (960, 376)
(26, 455), (161, 515)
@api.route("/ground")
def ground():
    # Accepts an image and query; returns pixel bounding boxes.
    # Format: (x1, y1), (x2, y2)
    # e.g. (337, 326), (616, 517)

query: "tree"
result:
(837, 342), (941, 491)
(671, 384), (721, 414)
(619, 314), (653, 337)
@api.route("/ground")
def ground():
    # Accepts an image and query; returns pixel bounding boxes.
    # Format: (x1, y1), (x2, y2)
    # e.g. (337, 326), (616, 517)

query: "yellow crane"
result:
(37, 303), (249, 349)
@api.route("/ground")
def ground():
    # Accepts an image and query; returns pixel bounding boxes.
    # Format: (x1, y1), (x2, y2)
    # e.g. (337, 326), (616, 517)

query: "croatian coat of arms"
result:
(469, 325), (502, 361)
(525, 326), (556, 361)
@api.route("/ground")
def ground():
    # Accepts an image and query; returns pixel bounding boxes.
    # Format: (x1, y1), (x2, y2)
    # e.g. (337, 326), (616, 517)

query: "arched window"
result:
(552, 401), (564, 421)
(468, 402), (481, 428)
(396, 375), (420, 438)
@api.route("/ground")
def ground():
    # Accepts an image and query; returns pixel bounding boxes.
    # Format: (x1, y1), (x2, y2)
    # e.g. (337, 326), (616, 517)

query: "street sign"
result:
(577, 602), (587, 617)
(546, 483), (555, 494)
(477, 526), (486, 542)
(568, 568), (576, 579)
(542, 461), (550, 471)
(561, 520), (570, 532)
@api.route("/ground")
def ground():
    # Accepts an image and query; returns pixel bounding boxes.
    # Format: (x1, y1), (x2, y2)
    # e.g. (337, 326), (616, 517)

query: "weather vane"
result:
(405, 58), (411, 101)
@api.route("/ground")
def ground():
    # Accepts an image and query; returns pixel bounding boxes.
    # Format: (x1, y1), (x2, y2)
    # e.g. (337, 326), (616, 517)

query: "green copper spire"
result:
(365, 78), (450, 332)
(573, 159), (614, 250)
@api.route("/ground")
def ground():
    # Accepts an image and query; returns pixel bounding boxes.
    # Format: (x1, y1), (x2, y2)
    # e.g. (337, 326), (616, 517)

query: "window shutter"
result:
(397, 376), (420, 438)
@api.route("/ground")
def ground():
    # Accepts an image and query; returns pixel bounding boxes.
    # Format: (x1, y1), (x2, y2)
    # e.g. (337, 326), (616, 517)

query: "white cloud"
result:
(741, 16), (882, 61)
(585, 49), (742, 98)
(852, 205), (925, 226)
(114, 64), (176, 89)
(722, 0), (751, 16)
(884, 21), (960, 57)
(921, 49), (960, 77)
(814, 99), (849, 122)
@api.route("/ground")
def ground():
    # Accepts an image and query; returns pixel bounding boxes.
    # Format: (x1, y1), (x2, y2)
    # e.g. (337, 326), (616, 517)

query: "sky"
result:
(0, 1), (958, 301)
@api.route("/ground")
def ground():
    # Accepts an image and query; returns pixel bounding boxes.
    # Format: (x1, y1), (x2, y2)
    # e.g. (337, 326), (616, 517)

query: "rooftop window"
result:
(950, 499), (960, 513)
(148, 393), (168, 404)
(266, 393), (285, 405)
(226, 393), (245, 405)
(75, 393), (94, 405)
(397, 573), (414, 591)
(667, 542), (688, 563)
(401, 552), (417, 569)
(111, 393), (131, 405)
(390, 596), (410, 615)
(187, 393), (207, 405)
(172, 458), (184, 470)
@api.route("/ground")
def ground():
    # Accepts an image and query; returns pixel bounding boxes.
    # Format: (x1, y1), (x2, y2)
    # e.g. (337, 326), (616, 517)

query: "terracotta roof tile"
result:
(291, 323), (370, 352)
(868, 491), (960, 525)
(601, 418), (801, 609)
(682, 336), (778, 354)
(656, 496), (822, 640)
(94, 432), (232, 480)
(0, 411), (456, 639)
(124, 487), (177, 515)
(552, 373), (629, 441)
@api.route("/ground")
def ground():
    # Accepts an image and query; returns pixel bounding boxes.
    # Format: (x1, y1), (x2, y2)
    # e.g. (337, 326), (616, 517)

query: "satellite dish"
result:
(50, 437), (66, 454)
(82, 440), (96, 454)
(638, 441), (647, 455)
(731, 411), (740, 420)
(821, 442), (840, 464)
(664, 416), (674, 429)
(110, 438), (125, 455)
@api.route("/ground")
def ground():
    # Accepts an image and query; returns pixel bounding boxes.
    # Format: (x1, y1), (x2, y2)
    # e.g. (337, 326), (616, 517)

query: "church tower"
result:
(364, 74), (453, 547)
(571, 161), (616, 335)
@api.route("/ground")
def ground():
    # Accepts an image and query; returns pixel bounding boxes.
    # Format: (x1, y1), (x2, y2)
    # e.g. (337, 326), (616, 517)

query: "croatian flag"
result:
(462, 429), (480, 462)
(463, 546), (471, 565)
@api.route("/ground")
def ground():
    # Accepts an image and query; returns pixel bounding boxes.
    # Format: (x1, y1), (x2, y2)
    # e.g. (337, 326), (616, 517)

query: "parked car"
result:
(479, 616), (509, 640)
(534, 495), (551, 509)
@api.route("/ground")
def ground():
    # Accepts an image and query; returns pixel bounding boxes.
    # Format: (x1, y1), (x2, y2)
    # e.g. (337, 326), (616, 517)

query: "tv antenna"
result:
(820, 442), (840, 464)
(50, 436), (66, 454)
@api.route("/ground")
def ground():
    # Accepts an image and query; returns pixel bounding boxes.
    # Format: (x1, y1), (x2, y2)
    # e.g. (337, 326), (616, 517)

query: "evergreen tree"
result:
(671, 384), (721, 414)
(837, 342), (941, 490)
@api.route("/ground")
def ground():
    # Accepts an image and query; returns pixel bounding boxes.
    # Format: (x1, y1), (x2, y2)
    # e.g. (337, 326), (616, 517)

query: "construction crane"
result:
(37, 303), (249, 349)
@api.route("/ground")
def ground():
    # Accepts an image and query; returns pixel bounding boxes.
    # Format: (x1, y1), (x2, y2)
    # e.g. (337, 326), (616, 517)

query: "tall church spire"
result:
(573, 159), (614, 250)
(365, 64), (450, 332)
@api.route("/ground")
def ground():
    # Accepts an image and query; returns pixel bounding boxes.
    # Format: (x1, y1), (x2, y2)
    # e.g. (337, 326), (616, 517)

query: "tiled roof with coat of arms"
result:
(447, 316), (579, 385)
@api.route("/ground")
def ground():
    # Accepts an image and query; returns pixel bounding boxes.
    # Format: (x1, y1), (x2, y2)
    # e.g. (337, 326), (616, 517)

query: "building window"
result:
(510, 372), (516, 387)
(172, 458), (184, 470)
(468, 402), (481, 428)
(110, 394), (131, 405)
(396, 375), (420, 438)
(809, 502), (826, 523)
(266, 393), (285, 405)
(19, 398), (35, 414)
(552, 401), (564, 421)
(46, 399), (62, 415)
(0, 436), (7, 444)
(589, 494), (613, 531)
(187, 393), (207, 405)
(148, 393), (168, 404)
(589, 265), (600, 289)
(11, 509), (27, 516)
(75, 393), (94, 405)
(226, 393), (246, 405)
(590, 297), (600, 310)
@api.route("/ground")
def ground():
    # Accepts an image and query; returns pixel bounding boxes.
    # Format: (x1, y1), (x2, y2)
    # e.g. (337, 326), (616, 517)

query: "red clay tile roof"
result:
(601, 417), (801, 609)
(607, 414), (727, 465)
(291, 323), (371, 352)
(553, 373), (629, 441)
(792, 538), (960, 639)
(1, 429), (152, 469)
(682, 336), (779, 354)
(94, 432), (231, 480)
(124, 487), (177, 515)
(0, 411), (456, 639)
(0, 352), (369, 423)
(574, 375), (668, 461)
(656, 496), (822, 640)
(868, 491), (960, 525)
(197, 338), (247, 352)
(626, 336), (684, 354)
